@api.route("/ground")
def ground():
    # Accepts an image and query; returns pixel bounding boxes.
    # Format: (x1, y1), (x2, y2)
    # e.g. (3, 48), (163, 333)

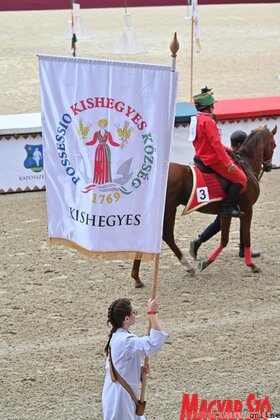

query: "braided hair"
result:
(104, 298), (132, 356)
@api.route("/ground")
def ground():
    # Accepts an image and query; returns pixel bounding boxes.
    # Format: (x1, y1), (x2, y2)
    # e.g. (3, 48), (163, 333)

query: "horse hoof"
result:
(187, 267), (195, 274)
(252, 266), (262, 274)
(198, 260), (208, 272)
(135, 281), (145, 289)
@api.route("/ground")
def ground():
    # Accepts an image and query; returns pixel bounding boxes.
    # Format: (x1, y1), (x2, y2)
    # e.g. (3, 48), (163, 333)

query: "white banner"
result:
(38, 55), (178, 259)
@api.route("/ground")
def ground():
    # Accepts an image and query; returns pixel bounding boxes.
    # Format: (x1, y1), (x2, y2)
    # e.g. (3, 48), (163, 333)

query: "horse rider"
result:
(189, 130), (261, 260)
(190, 86), (247, 218)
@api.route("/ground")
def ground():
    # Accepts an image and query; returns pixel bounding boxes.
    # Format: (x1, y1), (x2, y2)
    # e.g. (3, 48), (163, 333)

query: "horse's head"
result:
(262, 125), (277, 171)
(244, 125), (277, 172)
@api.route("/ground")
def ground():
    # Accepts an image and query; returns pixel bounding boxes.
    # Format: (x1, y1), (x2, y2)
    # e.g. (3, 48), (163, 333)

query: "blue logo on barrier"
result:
(24, 144), (44, 173)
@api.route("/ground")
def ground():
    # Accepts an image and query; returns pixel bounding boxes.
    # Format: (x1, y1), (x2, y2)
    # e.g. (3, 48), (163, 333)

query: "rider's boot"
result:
(189, 237), (202, 260)
(190, 216), (221, 259)
(222, 183), (245, 218)
(238, 231), (261, 257)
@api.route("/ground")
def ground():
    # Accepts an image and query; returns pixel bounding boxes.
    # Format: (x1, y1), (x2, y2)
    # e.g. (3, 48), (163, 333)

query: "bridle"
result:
(256, 132), (276, 180)
(235, 130), (276, 181)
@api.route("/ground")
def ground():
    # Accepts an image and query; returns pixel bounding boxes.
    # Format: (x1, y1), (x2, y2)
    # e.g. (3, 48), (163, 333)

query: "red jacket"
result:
(193, 112), (232, 168)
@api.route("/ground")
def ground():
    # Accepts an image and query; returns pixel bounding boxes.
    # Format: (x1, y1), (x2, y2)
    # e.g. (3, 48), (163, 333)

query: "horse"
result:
(131, 125), (277, 288)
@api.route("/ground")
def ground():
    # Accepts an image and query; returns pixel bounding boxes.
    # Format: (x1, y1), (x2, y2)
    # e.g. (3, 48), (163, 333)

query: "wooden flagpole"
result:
(71, 0), (77, 57)
(139, 33), (179, 405)
(139, 253), (160, 403)
(190, 7), (194, 102)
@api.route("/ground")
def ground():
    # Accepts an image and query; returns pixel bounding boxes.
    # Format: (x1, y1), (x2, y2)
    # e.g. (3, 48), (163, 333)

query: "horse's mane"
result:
(238, 125), (269, 156)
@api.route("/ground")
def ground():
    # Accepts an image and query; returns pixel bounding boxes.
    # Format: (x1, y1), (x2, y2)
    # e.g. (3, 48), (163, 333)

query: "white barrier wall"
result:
(0, 135), (45, 193)
(170, 117), (280, 166)
(0, 113), (279, 193)
(0, 113), (45, 193)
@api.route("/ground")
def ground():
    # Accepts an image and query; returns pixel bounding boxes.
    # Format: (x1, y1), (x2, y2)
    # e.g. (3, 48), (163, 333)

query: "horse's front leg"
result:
(198, 215), (230, 271)
(240, 208), (262, 273)
(163, 206), (195, 274)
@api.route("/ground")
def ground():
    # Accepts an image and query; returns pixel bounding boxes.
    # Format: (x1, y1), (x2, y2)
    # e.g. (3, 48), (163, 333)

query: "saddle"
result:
(182, 155), (246, 215)
(193, 156), (231, 192)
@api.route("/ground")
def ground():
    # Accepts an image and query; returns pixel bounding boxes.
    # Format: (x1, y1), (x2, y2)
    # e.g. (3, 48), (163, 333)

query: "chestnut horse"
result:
(132, 125), (277, 288)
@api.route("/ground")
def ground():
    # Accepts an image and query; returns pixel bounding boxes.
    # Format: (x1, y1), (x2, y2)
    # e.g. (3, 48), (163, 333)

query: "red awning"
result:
(214, 97), (280, 121)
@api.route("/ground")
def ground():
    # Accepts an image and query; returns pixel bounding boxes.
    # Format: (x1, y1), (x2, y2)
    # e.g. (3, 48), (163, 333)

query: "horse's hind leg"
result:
(198, 215), (230, 271)
(162, 206), (194, 274)
(240, 209), (262, 273)
(131, 259), (145, 288)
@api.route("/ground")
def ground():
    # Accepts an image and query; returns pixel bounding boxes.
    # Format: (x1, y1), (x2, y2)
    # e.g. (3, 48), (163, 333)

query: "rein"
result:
(258, 167), (265, 181)
(234, 152), (260, 181)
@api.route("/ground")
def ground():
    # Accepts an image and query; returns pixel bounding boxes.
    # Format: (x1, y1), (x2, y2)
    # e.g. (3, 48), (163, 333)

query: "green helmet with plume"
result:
(193, 86), (215, 110)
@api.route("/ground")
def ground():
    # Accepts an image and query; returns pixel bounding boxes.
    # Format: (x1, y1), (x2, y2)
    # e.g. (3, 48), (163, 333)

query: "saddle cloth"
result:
(182, 165), (226, 215)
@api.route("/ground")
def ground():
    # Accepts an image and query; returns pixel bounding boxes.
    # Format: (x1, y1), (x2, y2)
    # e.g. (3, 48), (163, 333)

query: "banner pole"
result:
(71, 0), (77, 57)
(139, 33), (179, 403)
(139, 253), (160, 403)
(190, 14), (194, 102)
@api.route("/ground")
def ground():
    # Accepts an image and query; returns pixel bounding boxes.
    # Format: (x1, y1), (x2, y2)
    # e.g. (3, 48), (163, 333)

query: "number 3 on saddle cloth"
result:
(182, 165), (228, 215)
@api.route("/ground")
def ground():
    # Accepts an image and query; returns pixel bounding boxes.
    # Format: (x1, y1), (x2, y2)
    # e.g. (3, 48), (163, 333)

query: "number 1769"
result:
(92, 192), (121, 204)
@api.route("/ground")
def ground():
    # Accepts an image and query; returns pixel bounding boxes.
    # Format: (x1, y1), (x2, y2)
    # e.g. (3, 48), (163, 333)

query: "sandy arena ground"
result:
(1, 3), (280, 113)
(0, 4), (280, 420)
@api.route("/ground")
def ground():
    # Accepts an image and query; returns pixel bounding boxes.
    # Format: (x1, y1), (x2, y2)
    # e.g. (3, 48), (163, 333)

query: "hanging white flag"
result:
(112, 13), (146, 55)
(65, 3), (93, 41)
(38, 55), (178, 261)
(184, 0), (201, 53)
(192, 0), (201, 53)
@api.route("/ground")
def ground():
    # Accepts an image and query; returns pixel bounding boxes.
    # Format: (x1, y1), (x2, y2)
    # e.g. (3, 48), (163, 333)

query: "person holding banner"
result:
(85, 119), (120, 185)
(102, 297), (167, 419)
(191, 87), (247, 218)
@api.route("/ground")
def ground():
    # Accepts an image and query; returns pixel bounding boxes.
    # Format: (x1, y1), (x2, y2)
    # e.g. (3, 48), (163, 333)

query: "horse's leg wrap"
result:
(244, 247), (261, 272)
(208, 245), (224, 263)
(244, 247), (253, 266)
(180, 255), (195, 273)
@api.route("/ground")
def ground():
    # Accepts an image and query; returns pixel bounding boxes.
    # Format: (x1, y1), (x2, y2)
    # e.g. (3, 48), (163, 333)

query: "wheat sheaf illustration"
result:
(117, 121), (133, 149)
(77, 119), (91, 143)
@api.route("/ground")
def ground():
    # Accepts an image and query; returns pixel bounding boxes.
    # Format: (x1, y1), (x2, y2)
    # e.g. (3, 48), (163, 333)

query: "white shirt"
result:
(102, 327), (168, 420)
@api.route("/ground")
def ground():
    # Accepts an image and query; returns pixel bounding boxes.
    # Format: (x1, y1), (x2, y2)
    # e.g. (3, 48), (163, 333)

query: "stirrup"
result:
(222, 207), (244, 218)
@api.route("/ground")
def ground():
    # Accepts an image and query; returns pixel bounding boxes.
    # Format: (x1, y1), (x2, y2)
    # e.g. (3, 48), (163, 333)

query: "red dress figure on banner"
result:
(86, 119), (120, 184)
